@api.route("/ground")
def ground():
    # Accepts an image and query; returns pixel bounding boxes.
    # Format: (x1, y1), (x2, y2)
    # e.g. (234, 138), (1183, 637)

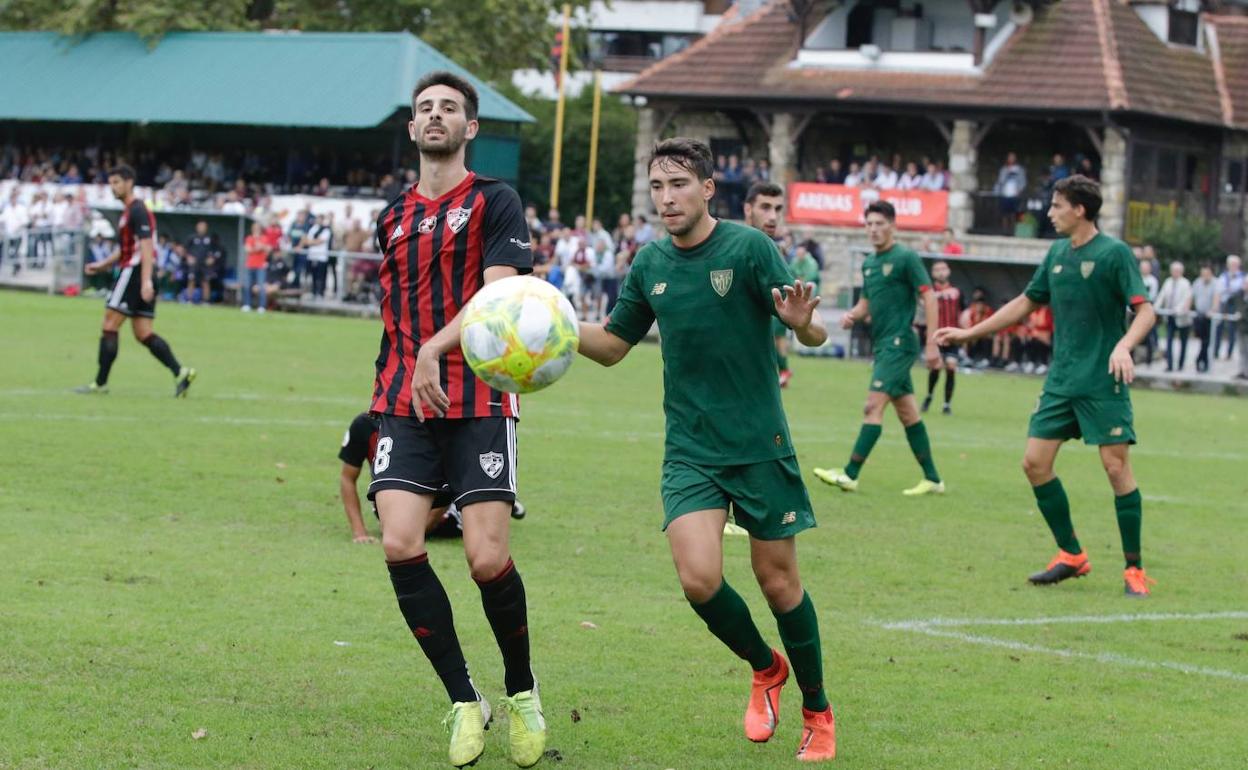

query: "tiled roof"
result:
(618, 0), (1246, 130)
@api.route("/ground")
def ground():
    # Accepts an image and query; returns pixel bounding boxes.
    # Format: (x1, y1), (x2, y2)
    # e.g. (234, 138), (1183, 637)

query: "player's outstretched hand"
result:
(932, 326), (969, 346)
(352, 533), (378, 544)
(772, 282), (821, 330)
(1109, 343), (1135, 385)
(412, 348), (451, 421)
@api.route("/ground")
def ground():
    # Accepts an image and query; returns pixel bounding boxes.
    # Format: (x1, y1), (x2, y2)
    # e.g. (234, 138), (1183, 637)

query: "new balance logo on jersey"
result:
(391, 224), (405, 240)
(651, 282), (667, 295)
(1052, 264), (1063, 274)
(781, 511), (797, 525)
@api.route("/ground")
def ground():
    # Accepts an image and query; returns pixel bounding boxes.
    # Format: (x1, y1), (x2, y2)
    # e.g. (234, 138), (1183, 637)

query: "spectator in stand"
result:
(611, 212), (631, 247)
(242, 221), (271, 313)
(1, 189), (28, 270)
(220, 190), (246, 214)
(1214, 254), (1244, 359)
(1192, 262), (1217, 372)
(1046, 153), (1071, 191)
(994, 152), (1027, 234)
(758, 159), (771, 181)
(301, 213), (332, 299)
(531, 230), (556, 280)
(323, 211), (339, 297)
(920, 161), (946, 191)
(874, 160), (898, 190)
(28, 190), (52, 267)
(287, 208), (312, 288)
(545, 207), (563, 232)
(898, 162), (922, 190)
(826, 158), (846, 184)
(741, 157), (758, 184)
(185, 220), (218, 304)
(1078, 155), (1099, 180)
(86, 234), (114, 292)
(941, 228), (965, 256)
(1154, 260), (1193, 372)
(631, 213), (653, 245)
(1137, 258), (1160, 365)
(525, 204), (545, 235)
(843, 161), (864, 188)
(1025, 305), (1053, 374)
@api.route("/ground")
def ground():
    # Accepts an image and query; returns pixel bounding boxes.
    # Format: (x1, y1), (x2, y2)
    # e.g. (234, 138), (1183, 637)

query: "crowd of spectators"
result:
(810, 152), (952, 193)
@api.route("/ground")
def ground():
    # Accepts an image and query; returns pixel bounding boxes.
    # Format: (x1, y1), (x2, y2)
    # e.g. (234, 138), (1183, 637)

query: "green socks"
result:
(845, 423), (882, 480)
(690, 580), (774, 672)
(774, 592), (828, 712)
(1033, 477), (1081, 555)
(1115, 488), (1143, 568)
(904, 421), (940, 483)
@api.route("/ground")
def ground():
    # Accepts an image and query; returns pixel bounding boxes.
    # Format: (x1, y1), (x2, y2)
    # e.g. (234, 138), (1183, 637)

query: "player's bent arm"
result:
(1117, 301), (1156, 350)
(338, 463), (371, 539)
(139, 238), (155, 286)
(840, 297), (869, 329)
(949, 294), (1038, 342)
(577, 322), (633, 366)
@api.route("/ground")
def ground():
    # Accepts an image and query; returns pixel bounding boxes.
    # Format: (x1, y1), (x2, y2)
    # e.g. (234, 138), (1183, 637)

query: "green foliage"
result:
(1140, 214), (1224, 271)
(501, 82), (639, 222)
(0, 0), (589, 80)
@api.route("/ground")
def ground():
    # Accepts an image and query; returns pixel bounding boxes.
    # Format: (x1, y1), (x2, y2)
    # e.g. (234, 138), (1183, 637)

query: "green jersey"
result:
(861, 244), (931, 354)
(1024, 232), (1148, 400)
(606, 220), (797, 466)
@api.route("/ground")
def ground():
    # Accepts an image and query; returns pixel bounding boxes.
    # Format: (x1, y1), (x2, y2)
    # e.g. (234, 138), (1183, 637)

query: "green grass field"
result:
(2, 290), (1246, 769)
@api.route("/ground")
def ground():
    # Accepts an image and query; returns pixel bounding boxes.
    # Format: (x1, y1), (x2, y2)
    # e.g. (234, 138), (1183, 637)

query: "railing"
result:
(0, 226), (88, 294)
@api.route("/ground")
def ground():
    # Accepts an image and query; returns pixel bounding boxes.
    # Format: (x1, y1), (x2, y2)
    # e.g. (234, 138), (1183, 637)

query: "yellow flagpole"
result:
(585, 69), (603, 223)
(549, 3), (572, 210)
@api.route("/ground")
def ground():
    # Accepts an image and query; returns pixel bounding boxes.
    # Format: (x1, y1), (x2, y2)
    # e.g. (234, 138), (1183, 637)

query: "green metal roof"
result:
(0, 31), (534, 128)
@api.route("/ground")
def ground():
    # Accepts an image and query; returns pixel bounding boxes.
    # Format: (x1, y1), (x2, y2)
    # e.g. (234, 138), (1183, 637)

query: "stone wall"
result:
(1099, 126), (1128, 239)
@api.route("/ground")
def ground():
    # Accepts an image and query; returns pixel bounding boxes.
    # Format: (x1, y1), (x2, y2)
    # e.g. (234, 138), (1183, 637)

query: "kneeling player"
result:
(578, 139), (836, 761)
(935, 175), (1157, 596)
(338, 411), (526, 543)
(76, 165), (196, 397)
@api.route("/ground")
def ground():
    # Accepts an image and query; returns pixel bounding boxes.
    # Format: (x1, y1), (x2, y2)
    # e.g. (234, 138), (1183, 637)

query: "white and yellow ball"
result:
(460, 275), (580, 394)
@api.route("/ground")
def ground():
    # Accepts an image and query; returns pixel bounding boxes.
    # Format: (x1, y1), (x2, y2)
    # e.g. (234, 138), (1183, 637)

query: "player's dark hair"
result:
(648, 137), (715, 181)
(746, 181), (784, 203)
(865, 200), (896, 222)
(1053, 174), (1102, 221)
(412, 70), (479, 122)
(107, 164), (136, 181)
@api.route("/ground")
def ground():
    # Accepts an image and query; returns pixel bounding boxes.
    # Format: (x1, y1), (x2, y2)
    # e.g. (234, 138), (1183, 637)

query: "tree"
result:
(500, 83), (639, 223)
(1140, 215), (1224, 274)
(0, 0), (589, 81)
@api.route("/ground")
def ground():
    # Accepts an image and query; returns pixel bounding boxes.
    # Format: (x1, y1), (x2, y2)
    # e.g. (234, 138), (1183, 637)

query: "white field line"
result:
(874, 611), (1248, 683)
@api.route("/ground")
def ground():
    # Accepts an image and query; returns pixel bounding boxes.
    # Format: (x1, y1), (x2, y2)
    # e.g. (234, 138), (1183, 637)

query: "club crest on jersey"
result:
(710, 269), (733, 297)
(1081, 261), (1096, 279)
(417, 216), (437, 234)
(882, 263), (894, 277)
(479, 451), (504, 479)
(448, 207), (472, 234)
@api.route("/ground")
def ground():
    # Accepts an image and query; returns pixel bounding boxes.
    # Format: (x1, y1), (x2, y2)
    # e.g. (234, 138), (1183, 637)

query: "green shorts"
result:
(661, 457), (816, 541)
(1027, 391), (1136, 445)
(869, 349), (915, 398)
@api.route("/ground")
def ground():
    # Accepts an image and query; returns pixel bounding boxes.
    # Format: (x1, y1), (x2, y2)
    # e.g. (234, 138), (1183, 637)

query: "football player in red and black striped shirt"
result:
(366, 71), (544, 767)
(921, 260), (964, 415)
(76, 165), (196, 397)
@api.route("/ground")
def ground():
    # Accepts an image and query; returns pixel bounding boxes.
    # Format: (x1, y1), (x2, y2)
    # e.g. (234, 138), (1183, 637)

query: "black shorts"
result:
(105, 265), (155, 318)
(938, 344), (960, 360)
(367, 414), (517, 507)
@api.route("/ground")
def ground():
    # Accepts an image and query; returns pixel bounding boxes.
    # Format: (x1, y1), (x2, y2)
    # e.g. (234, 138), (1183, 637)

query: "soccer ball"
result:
(460, 275), (580, 394)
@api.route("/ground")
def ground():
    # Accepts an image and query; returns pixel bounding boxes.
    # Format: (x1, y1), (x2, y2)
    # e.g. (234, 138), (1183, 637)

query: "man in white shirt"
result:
(1191, 263), (1217, 372)
(1214, 254), (1244, 359)
(0, 189), (29, 272)
(27, 190), (53, 267)
(1138, 259), (1161, 365)
(843, 161), (864, 188)
(300, 213), (332, 299)
(1154, 260), (1193, 372)
(920, 162), (946, 191)
(897, 162), (922, 191)
(873, 163), (899, 190)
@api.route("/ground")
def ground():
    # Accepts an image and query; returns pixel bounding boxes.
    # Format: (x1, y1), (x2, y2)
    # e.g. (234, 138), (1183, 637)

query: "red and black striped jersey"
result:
(118, 197), (156, 269)
(370, 173), (534, 419)
(932, 282), (964, 329)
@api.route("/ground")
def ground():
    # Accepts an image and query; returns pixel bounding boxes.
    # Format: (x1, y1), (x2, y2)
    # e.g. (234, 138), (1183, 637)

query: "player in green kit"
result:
(577, 138), (837, 762)
(741, 182), (795, 387)
(934, 175), (1158, 596)
(813, 201), (944, 495)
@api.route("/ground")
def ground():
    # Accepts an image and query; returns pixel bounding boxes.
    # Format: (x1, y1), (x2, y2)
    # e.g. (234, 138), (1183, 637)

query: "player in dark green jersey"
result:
(813, 200), (945, 496)
(934, 175), (1158, 597)
(742, 182), (796, 388)
(577, 138), (837, 762)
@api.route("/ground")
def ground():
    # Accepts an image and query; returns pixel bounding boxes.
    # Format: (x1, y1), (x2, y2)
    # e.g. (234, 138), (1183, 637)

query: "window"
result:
(1168, 7), (1199, 46)
(1227, 159), (1247, 194)
(1156, 148), (1179, 191)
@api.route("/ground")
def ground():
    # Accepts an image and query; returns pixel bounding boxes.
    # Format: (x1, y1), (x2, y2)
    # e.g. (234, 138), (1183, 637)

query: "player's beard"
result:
(416, 122), (467, 158)
(664, 206), (703, 237)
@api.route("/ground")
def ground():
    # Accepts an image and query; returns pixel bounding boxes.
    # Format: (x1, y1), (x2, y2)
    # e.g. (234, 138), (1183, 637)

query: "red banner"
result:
(786, 183), (949, 231)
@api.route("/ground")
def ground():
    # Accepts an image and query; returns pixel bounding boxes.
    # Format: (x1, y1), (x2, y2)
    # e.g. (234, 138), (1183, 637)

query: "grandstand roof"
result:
(617, 0), (1248, 131)
(0, 31), (534, 128)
